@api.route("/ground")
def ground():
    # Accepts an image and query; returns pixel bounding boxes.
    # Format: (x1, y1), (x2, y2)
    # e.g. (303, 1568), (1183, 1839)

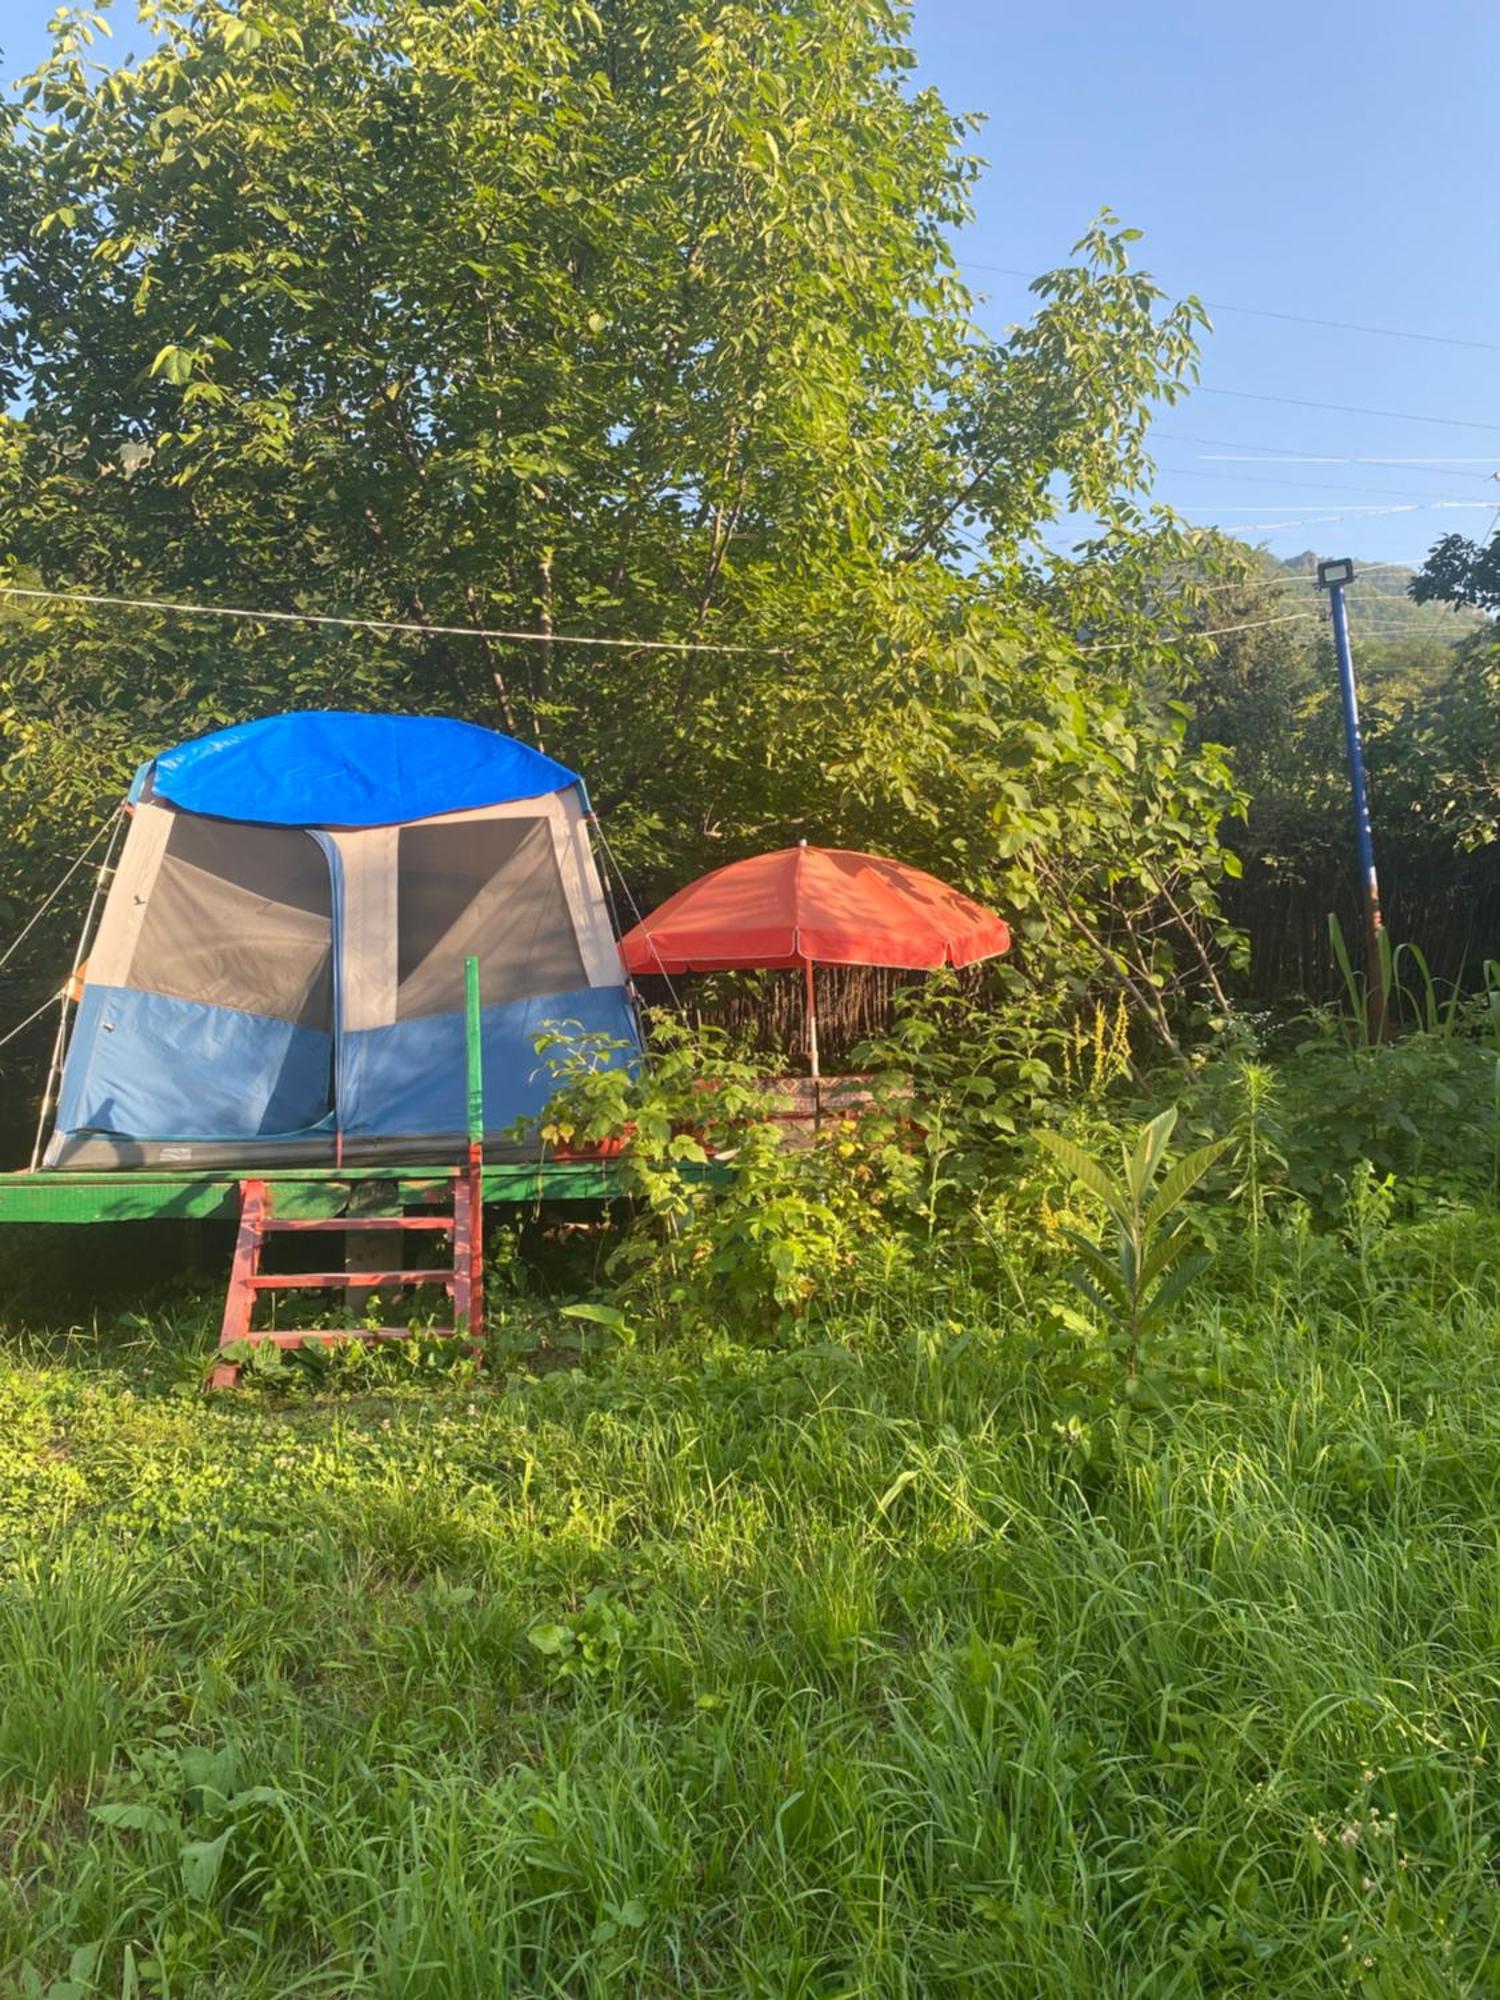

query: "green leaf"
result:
(875, 1465), (921, 1515)
(1141, 1137), (1231, 1233)
(557, 1302), (631, 1333)
(1060, 1267), (1116, 1321)
(1124, 1108), (1177, 1202)
(179, 1828), (232, 1903)
(89, 1802), (174, 1834)
(148, 343), (195, 386)
(226, 1785), (289, 1812)
(527, 1622), (572, 1656)
(1136, 1223), (1197, 1294)
(1139, 1252), (1211, 1330)
(1034, 1129), (1129, 1224)
(1056, 1226), (1129, 1309)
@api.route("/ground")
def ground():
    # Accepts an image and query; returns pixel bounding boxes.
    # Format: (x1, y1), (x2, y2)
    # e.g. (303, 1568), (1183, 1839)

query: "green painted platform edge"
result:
(0, 1160), (645, 1224)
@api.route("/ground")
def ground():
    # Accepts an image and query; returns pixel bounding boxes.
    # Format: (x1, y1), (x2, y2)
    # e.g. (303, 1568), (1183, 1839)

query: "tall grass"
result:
(3, 1216), (1500, 1994)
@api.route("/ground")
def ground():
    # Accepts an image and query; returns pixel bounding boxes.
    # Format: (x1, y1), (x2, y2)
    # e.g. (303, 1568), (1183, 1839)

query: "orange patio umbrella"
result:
(618, 842), (1011, 1076)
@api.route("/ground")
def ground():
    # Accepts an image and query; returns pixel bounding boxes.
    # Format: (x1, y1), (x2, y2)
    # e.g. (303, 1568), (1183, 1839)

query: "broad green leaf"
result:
(1056, 1227), (1130, 1308)
(1141, 1137), (1231, 1233)
(1034, 1130), (1129, 1224)
(558, 1302), (630, 1331)
(89, 1803), (174, 1834)
(1139, 1252), (1211, 1330)
(527, 1622), (572, 1656)
(148, 343), (195, 385)
(179, 1828), (232, 1903)
(1059, 1266), (1116, 1321)
(1124, 1108), (1177, 1202)
(1137, 1223), (1196, 1294)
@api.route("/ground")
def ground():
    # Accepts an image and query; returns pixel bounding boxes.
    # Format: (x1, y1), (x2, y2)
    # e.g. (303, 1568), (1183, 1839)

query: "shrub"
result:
(531, 1020), (904, 1335)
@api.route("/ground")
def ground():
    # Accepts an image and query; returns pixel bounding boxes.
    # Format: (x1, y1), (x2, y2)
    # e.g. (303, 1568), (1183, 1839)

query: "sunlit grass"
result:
(2, 1217), (1500, 1993)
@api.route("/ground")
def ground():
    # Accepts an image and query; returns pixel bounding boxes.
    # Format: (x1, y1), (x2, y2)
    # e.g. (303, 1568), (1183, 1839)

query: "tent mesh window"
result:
(128, 813), (334, 1028)
(394, 817), (586, 1018)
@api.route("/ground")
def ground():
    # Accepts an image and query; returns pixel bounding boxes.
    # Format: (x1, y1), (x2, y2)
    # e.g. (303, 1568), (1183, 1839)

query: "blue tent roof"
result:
(135, 712), (580, 827)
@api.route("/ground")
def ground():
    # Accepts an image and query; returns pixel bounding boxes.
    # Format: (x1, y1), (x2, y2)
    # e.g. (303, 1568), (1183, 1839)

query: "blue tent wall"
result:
(340, 986), (638, 1140)
(57, 986), (335, 1143)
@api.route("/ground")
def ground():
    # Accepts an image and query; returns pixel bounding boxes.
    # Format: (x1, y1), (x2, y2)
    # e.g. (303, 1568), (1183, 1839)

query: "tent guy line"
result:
(0, 585), (785, 656)
(0, 811), (115, 978)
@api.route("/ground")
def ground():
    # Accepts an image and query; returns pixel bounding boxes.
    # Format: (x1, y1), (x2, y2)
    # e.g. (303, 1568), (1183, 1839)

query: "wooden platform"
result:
(0, 1159), (649, 1226)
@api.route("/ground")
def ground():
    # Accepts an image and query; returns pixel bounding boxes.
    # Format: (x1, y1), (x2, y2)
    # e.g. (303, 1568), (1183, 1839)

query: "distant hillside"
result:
(1272, 551), (1489, 645)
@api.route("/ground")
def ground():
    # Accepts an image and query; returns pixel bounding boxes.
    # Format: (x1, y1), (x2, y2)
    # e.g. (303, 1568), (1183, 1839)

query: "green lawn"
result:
(3, 1215), (1499, 1996)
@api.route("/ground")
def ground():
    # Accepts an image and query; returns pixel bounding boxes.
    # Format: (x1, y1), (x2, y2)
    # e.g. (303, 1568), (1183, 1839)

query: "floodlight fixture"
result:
(1316, 557), (1356, 590)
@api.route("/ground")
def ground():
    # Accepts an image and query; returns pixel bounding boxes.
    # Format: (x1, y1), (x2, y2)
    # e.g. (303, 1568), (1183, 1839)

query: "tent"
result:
(44, 711), (638, 1169)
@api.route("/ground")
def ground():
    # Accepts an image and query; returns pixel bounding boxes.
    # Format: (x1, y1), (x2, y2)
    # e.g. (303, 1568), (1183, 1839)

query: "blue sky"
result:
(4, 0), (1497, 570)
(911, 0), (1500, 570)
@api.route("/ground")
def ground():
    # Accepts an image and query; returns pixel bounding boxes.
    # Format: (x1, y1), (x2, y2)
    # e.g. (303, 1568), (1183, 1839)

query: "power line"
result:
(1079, 611), (1318, 654)
(1082, 602), (1478, 652)
(1176, 503), (1485, 515)
(1184, 564), (1415, 594)
(1195, 387), (1500, 436)
(0, 584), (783, 655)
(1196, 453), (1497, 475)
(1156, 461), (1499, 503)
(1203, 300), (1500, 357)
(1152, 431), (1500, 485)
(963, 260), (1500, 357)
(1218, 514), (1433, 537)
(0, 814), (116, 975)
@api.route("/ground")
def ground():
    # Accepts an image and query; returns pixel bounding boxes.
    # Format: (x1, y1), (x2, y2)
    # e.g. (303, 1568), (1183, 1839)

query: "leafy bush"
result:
(532, 1020), (904, 1334)
(1176, 1025), (1500, 1223)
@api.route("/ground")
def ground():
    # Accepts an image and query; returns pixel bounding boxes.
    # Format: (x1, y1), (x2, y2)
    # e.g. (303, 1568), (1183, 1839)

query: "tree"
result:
(1413, 529), (1500, 615)
(0, 0), (1243, 1075)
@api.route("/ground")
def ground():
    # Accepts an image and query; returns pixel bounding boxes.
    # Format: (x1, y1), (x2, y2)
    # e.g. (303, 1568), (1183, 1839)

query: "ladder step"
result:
(246, 1269), (454, 1289)
(262, 1215), (455, 1233)
(235, 1327), (459, 1347)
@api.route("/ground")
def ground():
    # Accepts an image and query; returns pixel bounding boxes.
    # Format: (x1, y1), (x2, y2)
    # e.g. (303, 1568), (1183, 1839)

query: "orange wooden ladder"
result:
(207, 1171), (482, 1388)
(208, 955), (487, 1389)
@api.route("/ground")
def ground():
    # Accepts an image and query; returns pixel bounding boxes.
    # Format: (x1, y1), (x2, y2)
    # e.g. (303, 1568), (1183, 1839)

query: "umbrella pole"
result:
(803, 957), (820, 1081)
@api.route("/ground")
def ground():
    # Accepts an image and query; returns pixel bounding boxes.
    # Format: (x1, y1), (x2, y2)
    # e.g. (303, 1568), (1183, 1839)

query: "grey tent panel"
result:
(394, 816), (586, 1019)
(128, 813), (334, 1029)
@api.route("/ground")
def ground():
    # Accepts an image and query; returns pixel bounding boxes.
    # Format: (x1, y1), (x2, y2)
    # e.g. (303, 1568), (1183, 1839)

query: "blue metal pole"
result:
(1326, 574), (1387, 1038)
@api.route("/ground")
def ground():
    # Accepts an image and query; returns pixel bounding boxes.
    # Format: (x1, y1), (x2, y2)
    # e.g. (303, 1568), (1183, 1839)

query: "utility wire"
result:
(1178, 564), (1416, 595)
(1195, 387), (1500, 436)
(589, 817), (685, 1016)
(1153, 431), (1500, 484)
(0, 991), (68, 1053)
(963, 260), (1500, 357)
(1158, 461), (1499, 501)
(0, 584), (782, 656)
(1079, 611), (1319, 654)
